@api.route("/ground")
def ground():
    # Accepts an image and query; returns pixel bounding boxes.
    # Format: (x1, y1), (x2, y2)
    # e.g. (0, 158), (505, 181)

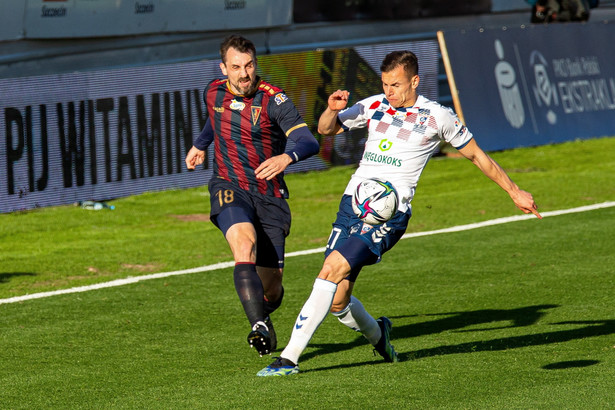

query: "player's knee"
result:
(231, 238), (257, 261)
(317, 263), (346, 284)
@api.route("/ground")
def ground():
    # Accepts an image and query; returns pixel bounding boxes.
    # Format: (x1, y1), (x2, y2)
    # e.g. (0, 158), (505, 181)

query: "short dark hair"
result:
(220, 34), (257, 63)
(380, 51), (419, 79)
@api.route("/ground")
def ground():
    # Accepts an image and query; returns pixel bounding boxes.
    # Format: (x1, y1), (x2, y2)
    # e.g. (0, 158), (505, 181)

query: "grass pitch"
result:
(1, 137), (614, 408)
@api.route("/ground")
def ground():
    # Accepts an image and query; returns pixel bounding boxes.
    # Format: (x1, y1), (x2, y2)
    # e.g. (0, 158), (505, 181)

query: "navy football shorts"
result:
(325, 194), (411, 282)
(208, 177), (291, 269)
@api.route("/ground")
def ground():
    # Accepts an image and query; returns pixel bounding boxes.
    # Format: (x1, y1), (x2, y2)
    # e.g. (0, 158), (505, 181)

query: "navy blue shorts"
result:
(325, 195), (411, 281)
(208, 177), (291, 268)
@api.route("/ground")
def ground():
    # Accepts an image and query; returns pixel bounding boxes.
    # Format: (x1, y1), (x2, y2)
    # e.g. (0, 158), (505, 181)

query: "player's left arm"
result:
(458, 138), (542, 219)
(256, 125), (319, 180)
(186, 118), (214, 170)
(255, 93), (319, 180)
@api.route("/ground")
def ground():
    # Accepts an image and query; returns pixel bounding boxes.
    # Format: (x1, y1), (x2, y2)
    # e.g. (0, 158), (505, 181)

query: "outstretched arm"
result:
(317, 90), (350, 136)
(458, 139), (542, 219)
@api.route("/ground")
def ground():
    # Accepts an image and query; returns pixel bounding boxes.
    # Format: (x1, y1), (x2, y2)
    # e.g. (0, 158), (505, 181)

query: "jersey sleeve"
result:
(193, 118), (214, 150)
(266, 91), (319, 163)
(337, 96), (373, 131)
(267, 91), (308, 136)
(439, 106), (473, 149)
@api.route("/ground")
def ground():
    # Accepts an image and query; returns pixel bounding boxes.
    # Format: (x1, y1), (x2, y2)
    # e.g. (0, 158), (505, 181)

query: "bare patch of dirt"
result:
(170, 214), (210, 222)
(121, 263), (163, 272)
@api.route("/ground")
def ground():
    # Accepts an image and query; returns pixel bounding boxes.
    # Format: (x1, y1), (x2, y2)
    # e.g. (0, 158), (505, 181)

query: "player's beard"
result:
(232, 75), (257, 96)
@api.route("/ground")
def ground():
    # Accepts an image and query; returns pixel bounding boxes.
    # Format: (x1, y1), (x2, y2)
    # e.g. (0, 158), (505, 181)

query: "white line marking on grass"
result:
(0, 261), (234, 305)
(2, 201), (614, 305)
(401, 201), (615, 239)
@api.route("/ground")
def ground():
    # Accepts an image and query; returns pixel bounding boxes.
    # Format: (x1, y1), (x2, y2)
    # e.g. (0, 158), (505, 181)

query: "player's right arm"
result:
(318, 90), (350, 136)
(458, 138), (542, 219)
(185, 118), (214, 170)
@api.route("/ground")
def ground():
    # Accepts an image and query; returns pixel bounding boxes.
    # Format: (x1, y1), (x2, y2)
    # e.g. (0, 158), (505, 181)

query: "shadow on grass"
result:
(402, 319), (615, 361)
(0, 272), (36, 283)
(300, 305), (615, 373)
(542, 360), (600, 370)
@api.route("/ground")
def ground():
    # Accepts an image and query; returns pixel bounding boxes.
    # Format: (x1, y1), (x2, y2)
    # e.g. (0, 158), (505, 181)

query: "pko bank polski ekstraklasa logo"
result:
(494, 39), (615, 129)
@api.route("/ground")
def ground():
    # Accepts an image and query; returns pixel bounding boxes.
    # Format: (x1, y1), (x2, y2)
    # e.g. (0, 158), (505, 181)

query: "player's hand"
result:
(255, 154), (293, 180)
(511, 189), (542, 219)
(185, 146), (205, 170)
(328, 90), (350, 111)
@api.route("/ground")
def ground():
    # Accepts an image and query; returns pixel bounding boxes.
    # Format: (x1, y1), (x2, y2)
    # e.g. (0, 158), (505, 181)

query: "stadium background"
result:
(2, 0), (614, 213)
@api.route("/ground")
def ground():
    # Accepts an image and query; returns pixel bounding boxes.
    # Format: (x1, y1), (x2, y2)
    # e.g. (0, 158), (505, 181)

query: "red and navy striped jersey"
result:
(202, 77), (307, 198)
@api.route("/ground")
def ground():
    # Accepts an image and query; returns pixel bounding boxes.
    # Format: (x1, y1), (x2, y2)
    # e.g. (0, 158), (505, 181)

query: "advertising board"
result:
(23, 0), (292, 38)
(439, 23), (615, 151)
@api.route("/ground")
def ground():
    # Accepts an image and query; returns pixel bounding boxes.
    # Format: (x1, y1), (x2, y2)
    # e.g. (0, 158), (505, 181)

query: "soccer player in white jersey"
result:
(258, 50), (542, 376)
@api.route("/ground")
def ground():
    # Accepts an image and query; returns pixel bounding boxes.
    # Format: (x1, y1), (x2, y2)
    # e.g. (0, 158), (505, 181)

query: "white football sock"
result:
(332, 295), (381, 346)
(280, 278), (337, 364)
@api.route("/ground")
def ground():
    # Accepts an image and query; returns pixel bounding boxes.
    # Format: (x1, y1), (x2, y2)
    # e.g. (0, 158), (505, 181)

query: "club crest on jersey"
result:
(360, 223), (374, 235)
(274, 93), (288, 105)
(229, 99), (245, 111)
(251, 107), (262, 125)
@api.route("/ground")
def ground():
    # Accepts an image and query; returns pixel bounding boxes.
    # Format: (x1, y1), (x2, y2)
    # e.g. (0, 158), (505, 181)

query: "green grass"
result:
(2, 137), (614, 299)
(1, 136), (615, 408)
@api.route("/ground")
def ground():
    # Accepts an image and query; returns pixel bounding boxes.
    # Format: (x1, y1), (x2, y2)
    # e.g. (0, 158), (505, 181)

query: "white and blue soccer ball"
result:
(351, 178), (399, 225)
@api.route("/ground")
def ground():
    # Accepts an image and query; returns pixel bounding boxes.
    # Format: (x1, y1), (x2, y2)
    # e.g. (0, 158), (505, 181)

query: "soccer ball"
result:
(351, 178), (399, 225)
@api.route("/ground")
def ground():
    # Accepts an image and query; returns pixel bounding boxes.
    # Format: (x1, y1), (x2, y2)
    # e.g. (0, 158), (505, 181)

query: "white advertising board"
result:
(0, 1), (27, 41)
(23, 0), (292, 39)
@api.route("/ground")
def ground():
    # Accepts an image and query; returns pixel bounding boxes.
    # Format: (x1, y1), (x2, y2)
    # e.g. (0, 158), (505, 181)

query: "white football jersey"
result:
(339, 94), (473, 213)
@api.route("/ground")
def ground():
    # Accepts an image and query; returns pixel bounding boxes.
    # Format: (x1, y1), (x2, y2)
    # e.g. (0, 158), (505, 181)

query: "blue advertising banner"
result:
(439, 23), (615, 151)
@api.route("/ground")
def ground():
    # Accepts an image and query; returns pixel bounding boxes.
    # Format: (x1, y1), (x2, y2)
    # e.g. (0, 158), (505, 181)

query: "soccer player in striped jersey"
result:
(258, 50), (541, 376)
(185, 35), (319, 357)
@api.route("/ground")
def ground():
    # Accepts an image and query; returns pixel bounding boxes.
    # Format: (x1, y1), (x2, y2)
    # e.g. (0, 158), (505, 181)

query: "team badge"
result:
(229, 99), (245, 111)
(274, 93), (288, 105)
(251, 107), (262, 125)
(360, 223), (374, 235)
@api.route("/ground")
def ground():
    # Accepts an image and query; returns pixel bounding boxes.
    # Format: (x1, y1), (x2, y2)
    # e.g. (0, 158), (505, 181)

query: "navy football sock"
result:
(264, 286), (284, 317)
(233, 262), (265, 327)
